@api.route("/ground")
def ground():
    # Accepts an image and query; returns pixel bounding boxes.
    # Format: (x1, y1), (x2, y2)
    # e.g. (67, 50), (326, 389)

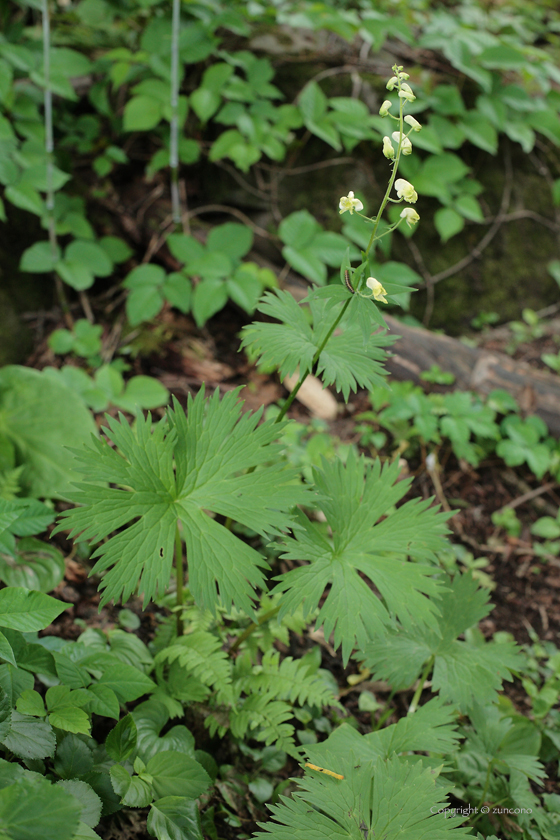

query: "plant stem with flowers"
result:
(276, 65), (422, 423)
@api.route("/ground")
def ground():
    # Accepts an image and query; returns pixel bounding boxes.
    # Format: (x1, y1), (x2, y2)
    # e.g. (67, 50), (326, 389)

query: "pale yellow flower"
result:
(339, 191), (364, 215)
(395, 178), (418, 203)
(400, 207), (420, 227)
(366, 277), (388, 304)
(379, 100), (392, 117)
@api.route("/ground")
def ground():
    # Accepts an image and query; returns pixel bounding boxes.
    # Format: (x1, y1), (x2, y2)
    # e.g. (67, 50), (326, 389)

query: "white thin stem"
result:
(170, 0), (181, 227)
(42, 0), (56, 252)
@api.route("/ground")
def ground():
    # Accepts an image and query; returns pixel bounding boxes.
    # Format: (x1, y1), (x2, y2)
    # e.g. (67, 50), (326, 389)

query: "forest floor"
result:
(23, 293), (560, 839)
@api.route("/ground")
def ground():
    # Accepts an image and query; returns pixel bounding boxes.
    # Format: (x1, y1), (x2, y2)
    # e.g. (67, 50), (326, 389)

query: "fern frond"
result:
(236, 650), (340, 709)
(155, 631), (233, 702)
(230, 695), (299, 757)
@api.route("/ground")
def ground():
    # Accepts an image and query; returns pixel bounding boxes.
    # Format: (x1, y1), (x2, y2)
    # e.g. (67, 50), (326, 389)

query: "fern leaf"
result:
(231, 695), (298, 756)
(360, 574), (523, 711)
(155, 631), (232, 700)
(55, 388), (311, 611)
(236, 650), (340, 709)
(273, 452), (451, 663)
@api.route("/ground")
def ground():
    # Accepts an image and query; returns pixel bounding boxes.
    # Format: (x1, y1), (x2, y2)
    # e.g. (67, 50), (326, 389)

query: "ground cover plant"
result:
(1, 1), (560, 839)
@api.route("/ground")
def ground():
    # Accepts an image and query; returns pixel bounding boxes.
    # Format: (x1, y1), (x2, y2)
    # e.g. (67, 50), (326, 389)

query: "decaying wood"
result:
(383, 315), (560, 435)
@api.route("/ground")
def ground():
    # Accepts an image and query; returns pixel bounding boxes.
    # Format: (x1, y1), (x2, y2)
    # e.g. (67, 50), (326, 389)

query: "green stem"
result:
(228, 606), (280, 656)
(363, 90), (406, 262)
(275, 297), (352, 424)
(408, 655), (434, 714)
(372, 687), (397, 730)
(175, 524), (184, 637)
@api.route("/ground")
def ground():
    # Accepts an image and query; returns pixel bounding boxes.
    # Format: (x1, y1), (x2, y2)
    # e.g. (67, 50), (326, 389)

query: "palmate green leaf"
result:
(240, 289), (395, 401)
(55, 387), (311, 612)
(254, 753), (472, 840)
(360, 574), (522, 712)
(273, 452), (451, 663)
(307, 698), (460, 768)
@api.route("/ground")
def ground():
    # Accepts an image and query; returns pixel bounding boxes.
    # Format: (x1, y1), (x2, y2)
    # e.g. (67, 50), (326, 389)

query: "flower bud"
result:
(404, 115), (422, 132)
(401, 137), (413, 154)
(379, 100), (392, 117)
(398, 89), (416, 102)
(382, 136), (395, 159)
(386, 76), (398, 90)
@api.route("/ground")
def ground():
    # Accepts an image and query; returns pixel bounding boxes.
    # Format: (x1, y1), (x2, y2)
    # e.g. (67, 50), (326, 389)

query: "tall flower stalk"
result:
(277, 65), (421, 424)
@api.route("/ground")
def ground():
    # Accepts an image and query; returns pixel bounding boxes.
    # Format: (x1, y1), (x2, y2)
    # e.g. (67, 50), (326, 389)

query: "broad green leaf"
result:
(0, 664), (33, 705)
(278, 210), (320, 249)
(123, 264), (166, 289)
(110, 764), (152, 807)
(55, 259), (95, 291)
(282, 245), (326, 285)
(5, 184), (44, 216)
(98, 235), (133, 264)
(226, 272), (262, 314)
(16, 688), (45, 717)
(65, 240), (113, 278)
(56, 780), (102, 828)
(454, 194), (484, 222)
(190, 88), (220, 122)
(2, 710), (56, 759)
(126, 286), (164, 326)
(192, 279), (228, 327)
(162, 273), (191, 313)
(0, 633), (15, 668)
(458, 111), (498, 154)
(0, 587), (66, 631)
(115, 376), (169, 414)
(97, 663), (155, 703)
(147, 796), (204, 840)
(0, 777), (80, 840)
(19, 163), (70, 192)
(206, 222), (252, 261)
(106, 714), (138, 762)
(20, 241), (60, 273)
(123, 95), (163, 131)
(56, 389), (311, 612)
(54, 734), (95, 780)
(146, 751), (212, 799)
(166, 234), (205, 266)
(434, 207), (464, 242)
(273, 452), (450, 664)
(48, 705), (91, 735)
(85, 684), (120, 719)
(0, 537), (65, 592)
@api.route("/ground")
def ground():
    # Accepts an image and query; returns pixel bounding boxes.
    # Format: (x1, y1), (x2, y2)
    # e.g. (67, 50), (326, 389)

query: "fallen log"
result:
(383, 315), (560, 436)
